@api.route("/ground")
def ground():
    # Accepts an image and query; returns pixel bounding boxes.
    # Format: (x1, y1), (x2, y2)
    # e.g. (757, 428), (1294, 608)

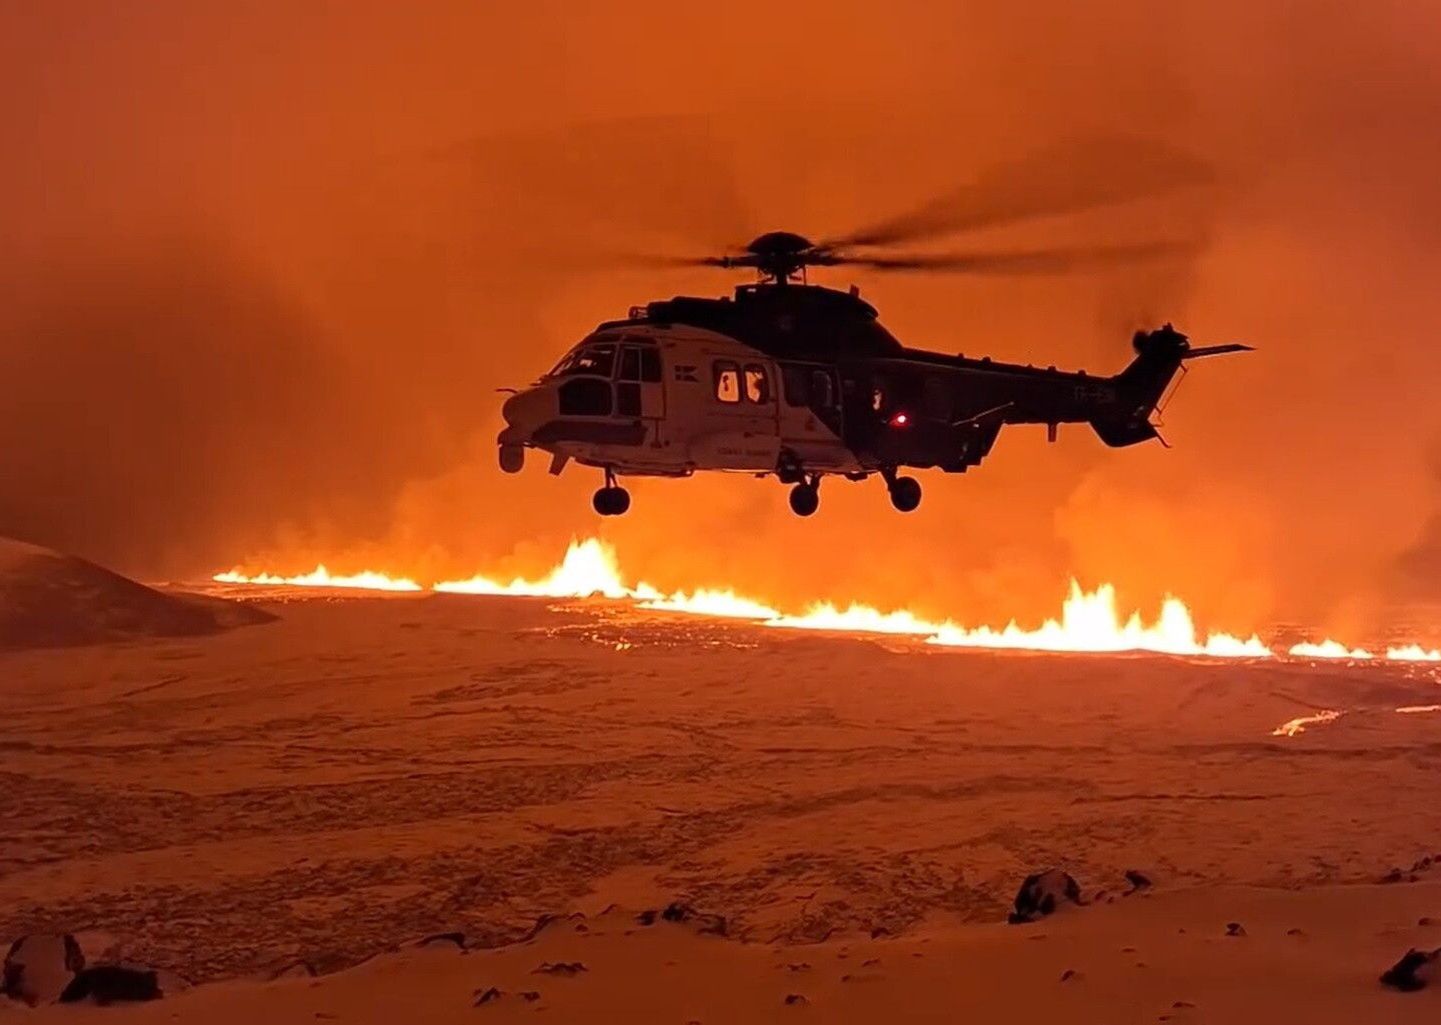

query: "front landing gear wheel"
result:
(592, 486), (631, 516)
(888, 476), (922, 512)
(789, 483), (820, 517)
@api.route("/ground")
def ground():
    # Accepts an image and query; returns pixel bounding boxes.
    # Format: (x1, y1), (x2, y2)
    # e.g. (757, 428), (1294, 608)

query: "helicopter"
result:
(497, 149), (1251, 517)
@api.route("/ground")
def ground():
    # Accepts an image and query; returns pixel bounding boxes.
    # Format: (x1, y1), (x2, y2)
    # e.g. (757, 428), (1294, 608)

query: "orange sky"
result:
(3, 0), (1441, 636)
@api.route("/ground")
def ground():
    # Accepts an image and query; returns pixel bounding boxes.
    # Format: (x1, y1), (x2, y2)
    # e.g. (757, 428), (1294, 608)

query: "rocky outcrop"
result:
(1381, 947), (1439, 992)
(0, 536), (274, 651)
(59, 965), (164, 1005)
(2, 933), (85, 1006)
(1007, 870), (1083, 924)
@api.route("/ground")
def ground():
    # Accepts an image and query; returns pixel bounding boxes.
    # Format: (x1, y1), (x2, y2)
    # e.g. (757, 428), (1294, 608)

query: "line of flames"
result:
(213, 538), (1441, 663)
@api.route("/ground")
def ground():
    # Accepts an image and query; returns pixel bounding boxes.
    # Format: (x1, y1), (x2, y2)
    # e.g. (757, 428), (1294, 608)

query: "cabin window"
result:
(744, 364), (771, 404)
(871, 380), (887, 412)
(713, 360), (741, 403)
(639, 348), (662, 383)
(781, 365), (810, 406)
(810, 369), (835, 408)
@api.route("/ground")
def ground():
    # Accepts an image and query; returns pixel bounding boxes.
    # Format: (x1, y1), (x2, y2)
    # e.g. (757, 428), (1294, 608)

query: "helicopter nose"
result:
(501, 386), (556, 435)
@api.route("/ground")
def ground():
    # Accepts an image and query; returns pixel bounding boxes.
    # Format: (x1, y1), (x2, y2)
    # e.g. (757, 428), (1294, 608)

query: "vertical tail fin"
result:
(1093, 324), (1239, 447)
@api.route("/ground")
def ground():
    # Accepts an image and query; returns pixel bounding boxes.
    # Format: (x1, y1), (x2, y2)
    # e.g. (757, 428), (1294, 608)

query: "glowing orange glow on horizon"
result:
(214, 539), (1441, 660)
(1385, 644), (1441, 662)
(215, 538), (1288, 658)
(212, 566), (423, 591)
(1287, 639), (1374, 660)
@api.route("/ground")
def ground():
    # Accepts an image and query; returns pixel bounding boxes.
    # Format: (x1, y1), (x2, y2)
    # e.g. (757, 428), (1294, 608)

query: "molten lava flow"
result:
(435, 538), (630, 599)
(1272, 709), (1343, 737)
(429, 540), (783, 619)
(768, 603), (947, 636)
(212, 566), (422, 591)
(926, 583), (1271, 657)
(1386, 644), (1441, 662)
(1288, 639), (1374, 660)
(636, 586), (783, 620)
(212, 537), (1438, 663)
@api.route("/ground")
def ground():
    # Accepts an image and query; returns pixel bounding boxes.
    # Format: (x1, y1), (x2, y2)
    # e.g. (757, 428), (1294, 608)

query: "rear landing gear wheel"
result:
(888, 476), (922, 512)
(592, 486), (631, 516)
(789, 482), (820, 517)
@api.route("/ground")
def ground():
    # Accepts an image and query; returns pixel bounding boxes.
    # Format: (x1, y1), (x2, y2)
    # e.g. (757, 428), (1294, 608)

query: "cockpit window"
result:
(553, 343), (617, 378)
(619, 346), (642, 382)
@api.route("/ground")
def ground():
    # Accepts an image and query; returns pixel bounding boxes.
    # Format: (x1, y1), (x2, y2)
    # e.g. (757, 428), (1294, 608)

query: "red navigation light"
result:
(889, 411), (911, 427)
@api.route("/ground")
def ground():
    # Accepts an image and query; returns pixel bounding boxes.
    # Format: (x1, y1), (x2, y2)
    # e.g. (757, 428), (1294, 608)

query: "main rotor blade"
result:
(836, 240), (1202, 274)
(611, 253), (756, 269)
(823, 136), (1213, 249)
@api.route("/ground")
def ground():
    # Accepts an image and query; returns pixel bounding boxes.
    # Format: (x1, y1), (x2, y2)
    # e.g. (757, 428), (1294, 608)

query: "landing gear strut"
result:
(592, 467), (630, 516)
(881, 467), (922, 512)
(788, 475), (821, 517)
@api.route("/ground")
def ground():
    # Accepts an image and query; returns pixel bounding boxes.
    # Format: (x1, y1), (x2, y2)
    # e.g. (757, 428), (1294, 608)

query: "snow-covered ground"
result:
(4, 588), (1441, 1019)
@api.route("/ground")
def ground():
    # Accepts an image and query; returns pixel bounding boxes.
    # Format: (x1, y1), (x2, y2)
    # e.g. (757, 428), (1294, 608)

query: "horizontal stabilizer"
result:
(1182, 343), (1253, 359)
(1091, 418), (1159, 448)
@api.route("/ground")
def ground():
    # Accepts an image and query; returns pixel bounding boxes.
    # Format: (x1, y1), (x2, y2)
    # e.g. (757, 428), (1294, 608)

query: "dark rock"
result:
(869, 927), (890, 939)
(417, 931), (466, 949)
(1173, 1000), (1196, 1008)
(637, 903), (726, 935)
(58, 966), (162, 1005)
(1059, 968), (1078, 982)
(1420, 917), (1435, 927)
(533, 961), (587, 976)
(0, 537), (274, 651)
(3, 933), (85, 1006)
(783, 993), (808, 1006)
(660, 902), (691, 923)
(1380, 947), (1439, 992)
(861, 958), (880, 967)
(1286, 928), (1305, 937)
(785, 963), (811, 972)
(474, 986), (503, 1005)
(520, 991), (541, 1002)
(1008, 869), (1083, 924)
(268, 960), (318, 981)
(1225, 922), (1246, 937)
(1381, 867), (1406, 884)
(659, 902), (727, 936)
(1124, 870), (1153, 892)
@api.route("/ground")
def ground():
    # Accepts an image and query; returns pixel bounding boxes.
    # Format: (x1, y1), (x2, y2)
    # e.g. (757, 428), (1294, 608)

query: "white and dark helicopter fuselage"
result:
(498, 277), (1248, 517)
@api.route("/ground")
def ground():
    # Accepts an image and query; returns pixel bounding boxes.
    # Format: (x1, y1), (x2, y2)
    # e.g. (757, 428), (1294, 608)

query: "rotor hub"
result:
(739, 231), (820, 282)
